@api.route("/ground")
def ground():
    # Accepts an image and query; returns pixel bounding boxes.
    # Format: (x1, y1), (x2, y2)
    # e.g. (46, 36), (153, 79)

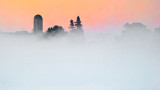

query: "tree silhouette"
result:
(46, 25), (65, 35)
(75, 16), (82, 29)
(69, 19), (75, 29)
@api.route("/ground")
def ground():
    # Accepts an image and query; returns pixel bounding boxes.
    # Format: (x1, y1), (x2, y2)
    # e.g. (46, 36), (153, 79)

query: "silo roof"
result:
(34, 14), (43, 19)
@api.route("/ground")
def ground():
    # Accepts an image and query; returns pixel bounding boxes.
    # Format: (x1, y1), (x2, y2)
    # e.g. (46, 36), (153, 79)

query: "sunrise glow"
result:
(0, 0), (160, 32)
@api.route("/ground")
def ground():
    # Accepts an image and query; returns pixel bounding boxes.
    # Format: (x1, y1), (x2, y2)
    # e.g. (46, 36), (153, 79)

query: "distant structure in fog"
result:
(123, 22), (147, 31)
(33, 14), (43, 33)
(155, 27), (160, 32)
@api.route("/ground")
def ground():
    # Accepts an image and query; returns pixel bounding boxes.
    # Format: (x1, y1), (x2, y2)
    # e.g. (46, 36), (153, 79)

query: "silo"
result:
(33, 14), (43, 33)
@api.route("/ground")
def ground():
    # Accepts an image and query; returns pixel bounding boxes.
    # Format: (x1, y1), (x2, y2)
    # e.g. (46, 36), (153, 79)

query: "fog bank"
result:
(0, 30), (160, 90)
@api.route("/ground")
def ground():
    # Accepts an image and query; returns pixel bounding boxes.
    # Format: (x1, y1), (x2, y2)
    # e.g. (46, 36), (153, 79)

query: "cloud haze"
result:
(0, 29), (160, 90)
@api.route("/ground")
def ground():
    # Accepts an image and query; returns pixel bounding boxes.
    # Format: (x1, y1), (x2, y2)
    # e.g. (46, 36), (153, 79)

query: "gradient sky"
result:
(0, 0), (160, 32)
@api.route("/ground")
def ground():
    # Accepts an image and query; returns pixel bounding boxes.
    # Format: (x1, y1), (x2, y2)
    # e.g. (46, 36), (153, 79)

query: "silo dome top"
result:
(34, 14), (43, 19)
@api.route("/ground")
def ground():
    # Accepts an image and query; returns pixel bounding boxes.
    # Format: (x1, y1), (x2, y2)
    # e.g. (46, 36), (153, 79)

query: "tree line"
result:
(46, 16), (84, 36)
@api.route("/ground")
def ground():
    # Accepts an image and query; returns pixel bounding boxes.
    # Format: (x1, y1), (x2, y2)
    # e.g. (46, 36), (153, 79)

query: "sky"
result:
(0, 0), (160, 32)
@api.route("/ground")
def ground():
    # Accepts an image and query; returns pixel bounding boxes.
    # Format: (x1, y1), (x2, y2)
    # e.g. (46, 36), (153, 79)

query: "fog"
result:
(0, 30), (160, 90)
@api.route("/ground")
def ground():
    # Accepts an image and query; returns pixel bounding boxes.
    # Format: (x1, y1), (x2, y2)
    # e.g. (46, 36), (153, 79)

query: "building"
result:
(33, 14), (43, 33)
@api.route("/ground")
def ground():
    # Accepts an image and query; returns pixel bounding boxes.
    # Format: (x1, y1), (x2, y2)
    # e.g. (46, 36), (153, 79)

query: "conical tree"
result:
(75, 16), (82, 29)
(70, 16), (85, 41)
(69, 19), (75, 29)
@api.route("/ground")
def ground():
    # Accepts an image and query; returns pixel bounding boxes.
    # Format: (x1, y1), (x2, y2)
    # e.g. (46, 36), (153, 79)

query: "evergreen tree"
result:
(69, 19), (75, 29)
(70, 16), (85, 41)
(75, 16), (82, 29)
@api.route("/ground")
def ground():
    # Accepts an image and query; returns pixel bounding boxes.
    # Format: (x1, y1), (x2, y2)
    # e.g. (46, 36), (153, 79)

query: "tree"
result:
(75, 16), (82, 29)
(46, 25), (65, 35)
(69, 19), (75, 29)
(69, 16), (85, 41)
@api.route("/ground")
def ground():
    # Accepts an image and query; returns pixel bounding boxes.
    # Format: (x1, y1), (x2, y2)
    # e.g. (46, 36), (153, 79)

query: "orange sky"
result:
(0, 0), (160, 32)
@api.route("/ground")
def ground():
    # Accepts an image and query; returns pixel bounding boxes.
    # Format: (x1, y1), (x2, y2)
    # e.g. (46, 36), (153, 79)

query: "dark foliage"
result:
(46, 25), (65, 35)
(69, 19), (75, 29)
(75, 16), (82, 29)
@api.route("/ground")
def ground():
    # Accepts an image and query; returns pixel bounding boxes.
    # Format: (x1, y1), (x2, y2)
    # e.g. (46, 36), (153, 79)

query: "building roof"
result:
(34, 14), (43, 19)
